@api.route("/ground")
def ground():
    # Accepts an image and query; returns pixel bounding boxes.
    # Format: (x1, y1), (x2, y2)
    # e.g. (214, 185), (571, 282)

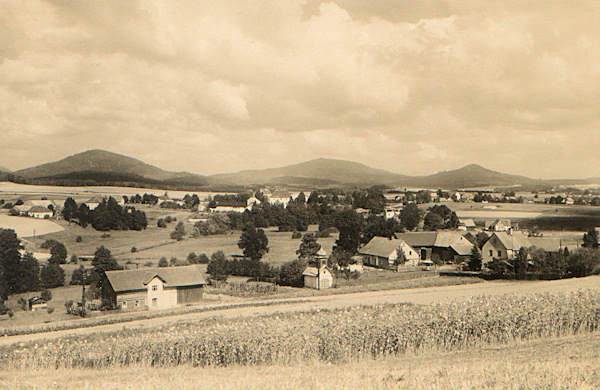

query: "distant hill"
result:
(266, 175), (342, 188)
(397, 164), (543, 189)
(15, 149), (211, 187)
(0, 165), (10, 173)
(212, 158), (407, 186)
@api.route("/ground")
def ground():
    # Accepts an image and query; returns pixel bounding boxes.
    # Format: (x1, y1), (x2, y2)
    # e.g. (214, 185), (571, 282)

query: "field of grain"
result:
(3, 332), (598, 389)
(2, 291), (598, 370)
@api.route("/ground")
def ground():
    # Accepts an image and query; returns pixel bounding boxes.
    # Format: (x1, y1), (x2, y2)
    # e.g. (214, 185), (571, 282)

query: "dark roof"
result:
(394, 232), (437, 247)
(27, 206), (51, 213)
(106, 265), (206, 293)
(359, 237), (405, 258)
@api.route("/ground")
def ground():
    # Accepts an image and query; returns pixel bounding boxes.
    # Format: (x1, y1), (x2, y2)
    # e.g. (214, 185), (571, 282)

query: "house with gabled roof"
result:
(26, 205), (53, 219)
(359, 237), (420, 269)
(485, 219), (512, 232)
(104, 265), (206, 310)
(394, 231), (474, 264)
(302, 265), (333, 289)
(268, 189), (292, 207)
(481, 231), (529, 265)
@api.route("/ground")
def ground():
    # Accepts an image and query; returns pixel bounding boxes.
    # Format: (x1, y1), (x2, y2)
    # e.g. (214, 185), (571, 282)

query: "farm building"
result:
(394, 231), (474, 264)
(104, 265), (206, 311)
(28, 296), (48, 311)
(302, 266), (333, 289)
(26, 206), (53, 219)
(457, 218), (476, 231)
(485, 219), (512, 232)
(268, 189), (292, 207)
(359, 237), (420, 269)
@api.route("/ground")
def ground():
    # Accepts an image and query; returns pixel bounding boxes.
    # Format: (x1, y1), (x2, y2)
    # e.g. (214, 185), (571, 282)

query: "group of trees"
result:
(423, 205), (459, 231)
(0, 230), (68, 299)
(62, 197), (147, 231)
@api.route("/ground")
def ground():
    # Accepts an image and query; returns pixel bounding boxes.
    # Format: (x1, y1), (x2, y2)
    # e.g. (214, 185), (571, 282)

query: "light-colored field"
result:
(0, 214), (64, 237)
(1, 275), (598, 346)
(2, 332), (597, 389)
(455, 209), (542, 219)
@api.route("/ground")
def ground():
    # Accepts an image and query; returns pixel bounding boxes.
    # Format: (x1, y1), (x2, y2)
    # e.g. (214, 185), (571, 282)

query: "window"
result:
(152, 298), (158, 307)
(498, 250), (502, 257)
(489, 250), (493, 257)
(152, 285), (158, 291)
(121, 301), (127, 309)
(135, 300), (139, 307)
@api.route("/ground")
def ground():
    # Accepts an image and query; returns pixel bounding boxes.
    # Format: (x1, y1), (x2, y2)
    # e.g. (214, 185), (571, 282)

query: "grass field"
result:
(2, 332), (598, 389)
(0, 213), (64, 238)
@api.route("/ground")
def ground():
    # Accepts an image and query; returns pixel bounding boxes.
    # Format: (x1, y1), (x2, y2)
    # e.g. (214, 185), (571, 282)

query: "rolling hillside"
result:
(16, 149), (211, 187)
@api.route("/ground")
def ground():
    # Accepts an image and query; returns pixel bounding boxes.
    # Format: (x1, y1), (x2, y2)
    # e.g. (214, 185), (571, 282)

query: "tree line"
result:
(62, 197), (147, 231)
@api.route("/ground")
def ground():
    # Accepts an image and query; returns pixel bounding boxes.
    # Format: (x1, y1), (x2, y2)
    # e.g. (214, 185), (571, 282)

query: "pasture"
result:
(0, 214), (64, 238)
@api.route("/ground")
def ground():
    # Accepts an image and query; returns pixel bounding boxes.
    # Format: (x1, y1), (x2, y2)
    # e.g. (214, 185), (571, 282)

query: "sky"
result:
(0, 1), (599, 179)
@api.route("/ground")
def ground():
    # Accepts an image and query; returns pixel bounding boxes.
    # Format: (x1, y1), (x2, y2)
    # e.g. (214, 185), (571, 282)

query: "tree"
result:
(296, 233), (321, 260)
(207, 250), (229, 281)
(40, 264), (65, 289)
(277, 258), (307, 287)
(62, 197), (78, 221)
(70, 265), (90, 285)
(158, 257), (169, 267)
(238, 225), (269, 261)
(466, 246), (482, 271)
(333, 209), (363, 254)
(513, 247), (528, 275)
(19, 252), (41, 292)
(361, 216), (401, 245)
(582, 228), (599, 249)
(40, 289), (52, 301)
(0, 228), (24, 298)
(49, 242), (68, 265)
(170, 222), (186, 241)
(400, 204), (421, 231)
(475, 232), (489, 249)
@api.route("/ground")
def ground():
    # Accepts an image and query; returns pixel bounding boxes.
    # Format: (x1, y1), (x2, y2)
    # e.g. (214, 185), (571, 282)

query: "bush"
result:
(101, 233), (111, 238)
(7, 310), (13, 319)
(17, 298), (27, 311)
(144, 261), (153, 267)
(40, 289), (52, 302)
(131, 246), (137, 253)
(277, 258), (307, 287)
(291, 231), (302, 239)
(75, 235), (83, 243)
(157, 219), (167, 228)
(40, 264), (65, 289)
(69, 254), (78, 264)
(158, 257), (169, 267)
(47, 307), (55, 314)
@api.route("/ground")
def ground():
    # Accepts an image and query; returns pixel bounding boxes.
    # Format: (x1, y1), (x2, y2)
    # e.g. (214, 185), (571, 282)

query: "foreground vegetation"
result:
(4, 332), (598, 389)
(2, 291), (599, 369)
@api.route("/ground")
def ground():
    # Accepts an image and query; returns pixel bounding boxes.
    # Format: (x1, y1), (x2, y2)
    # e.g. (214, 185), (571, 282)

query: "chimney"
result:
(508, 227), (513, 236)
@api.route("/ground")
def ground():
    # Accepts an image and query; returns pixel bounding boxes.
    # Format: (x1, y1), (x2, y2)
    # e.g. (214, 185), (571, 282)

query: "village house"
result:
(485, 219), (512, 232)
(359, 237), (420, 269)
(104, 265), (206, 311)
(302, 265), (333, 289)
(384, 204), (403, 219)
(211, 203), (248, 213)
(394, 231), (474, 264)
(268, 189), (292, 207)
(481, 230), (530, 265)
(457, 218), (476, 231)
(26, 205), (53, 219)
(28, 296), (48, 311)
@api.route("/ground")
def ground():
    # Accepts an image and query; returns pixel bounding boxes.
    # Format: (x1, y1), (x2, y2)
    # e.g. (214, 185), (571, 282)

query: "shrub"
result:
(157, 219), (167, 228)
(131, 246), (137, 253)
(101, 233), (111, 238)
(291, 231), (302, 239)
(47, 307), (54, 314)
(144, 261), (153, 267)
(277, 258), (306, 287)
(7, 310), (13, 319)
(40, 289), (52, 302)
(69, 254), (78, 264)
(17, 298), (27, 311)
(75, 235), (83, 243)
(158, 257), (169, 267)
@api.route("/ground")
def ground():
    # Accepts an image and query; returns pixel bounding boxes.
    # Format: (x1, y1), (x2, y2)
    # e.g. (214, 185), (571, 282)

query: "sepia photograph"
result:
(0, 1), (599, 389)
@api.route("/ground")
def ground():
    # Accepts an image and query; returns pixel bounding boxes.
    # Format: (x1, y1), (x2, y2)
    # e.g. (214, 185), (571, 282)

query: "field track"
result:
(1, 275), (599, 347)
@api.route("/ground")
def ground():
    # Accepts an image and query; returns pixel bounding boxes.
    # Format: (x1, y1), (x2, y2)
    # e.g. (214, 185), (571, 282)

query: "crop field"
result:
(2, 290), (598, 370)
(3, 332), (598, 389)
(0, 214), (64, 238)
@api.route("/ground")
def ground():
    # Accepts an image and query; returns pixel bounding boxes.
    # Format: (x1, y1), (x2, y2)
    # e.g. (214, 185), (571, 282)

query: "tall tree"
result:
(49, 242), (68, 264)
(0, 229), (23, 298)
(40, 264), (65, 289)
(334, 209), (363, 254)
(466, 246), (482, 271)
(400, 204), (422, 231)
(582, 228), (599, 249)
(238, 225), (269, 261)
(296, 233), (321, 260)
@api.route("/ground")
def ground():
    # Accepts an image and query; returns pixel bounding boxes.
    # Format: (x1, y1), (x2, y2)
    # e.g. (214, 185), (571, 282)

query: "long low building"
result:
(104, 265), (206, 311)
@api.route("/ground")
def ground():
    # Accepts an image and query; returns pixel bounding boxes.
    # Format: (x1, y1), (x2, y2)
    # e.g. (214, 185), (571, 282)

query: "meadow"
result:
(2, 290), (598, 370)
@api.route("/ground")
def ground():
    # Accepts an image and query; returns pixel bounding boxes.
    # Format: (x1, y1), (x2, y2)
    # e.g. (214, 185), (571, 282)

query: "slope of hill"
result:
(0, 165), (10, 173)
(16, 149), (210, 186)
(398, 164), (543, 189)
(212, 158), (407, 186)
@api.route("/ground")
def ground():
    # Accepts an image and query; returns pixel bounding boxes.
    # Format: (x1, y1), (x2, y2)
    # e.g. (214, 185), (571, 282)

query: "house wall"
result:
(116, 290), (147, 311)
(304, 272), (333, 289)
(482, 235), (508, 264)
(146, 277), (178, 309)
(304, 275), (318, 289)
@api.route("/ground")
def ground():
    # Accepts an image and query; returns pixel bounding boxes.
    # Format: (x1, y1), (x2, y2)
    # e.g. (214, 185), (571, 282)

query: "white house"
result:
(302, 266), (333, 289)
(457, 218), (476, 231)
(385, 204), (403, 219)
(481, 231), (529, 265)
(26, 206), (53, 219)
(247, 196), (261, 207)
(268, 189), (292, 207)
(359, 237), (420, 269)
(105, 265), (206, 311)
(485, 219), (511, 232)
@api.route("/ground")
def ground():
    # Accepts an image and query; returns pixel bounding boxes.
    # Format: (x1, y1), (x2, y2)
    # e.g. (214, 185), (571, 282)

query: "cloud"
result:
(0, 0), (597, 179)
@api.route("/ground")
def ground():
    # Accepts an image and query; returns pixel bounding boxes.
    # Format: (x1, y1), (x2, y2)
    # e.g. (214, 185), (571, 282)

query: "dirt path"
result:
(2, 275), (599, 347)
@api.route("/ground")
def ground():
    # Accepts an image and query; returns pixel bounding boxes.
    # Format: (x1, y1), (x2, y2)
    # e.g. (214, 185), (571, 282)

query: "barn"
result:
(104, 265), (206, 311)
